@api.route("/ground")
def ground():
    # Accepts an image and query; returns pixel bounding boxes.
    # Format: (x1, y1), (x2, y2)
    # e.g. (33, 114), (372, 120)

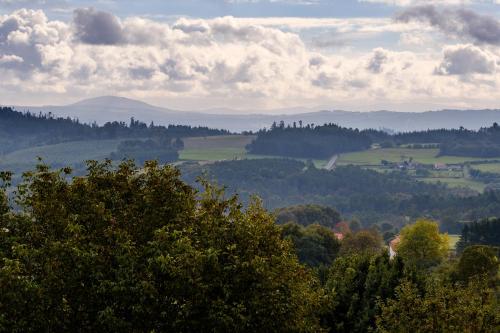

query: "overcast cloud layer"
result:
(1, 2), (500, 111)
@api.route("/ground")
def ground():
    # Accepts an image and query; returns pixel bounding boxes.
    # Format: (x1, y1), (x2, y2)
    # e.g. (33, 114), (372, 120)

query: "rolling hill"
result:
(7, 96), (500, 133)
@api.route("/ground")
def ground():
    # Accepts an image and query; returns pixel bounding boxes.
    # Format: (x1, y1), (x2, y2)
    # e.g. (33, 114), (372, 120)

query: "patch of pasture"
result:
(0, 139), (124, 168)
(338, 148), (500, 166)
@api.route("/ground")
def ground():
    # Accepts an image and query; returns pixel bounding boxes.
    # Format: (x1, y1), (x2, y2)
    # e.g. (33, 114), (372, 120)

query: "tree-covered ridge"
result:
(246, 122), (373, 159)
(457, 218), (500, 253)
(181, 158), (445, 205)
(394, 124), (500, 158)
(180, 159), (500, 231)
(0, 107), (229, 154)
(247, 122), (500, 159)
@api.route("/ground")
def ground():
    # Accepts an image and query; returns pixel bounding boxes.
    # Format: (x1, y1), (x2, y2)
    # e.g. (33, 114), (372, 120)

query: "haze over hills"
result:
(7, 96), (500, 133)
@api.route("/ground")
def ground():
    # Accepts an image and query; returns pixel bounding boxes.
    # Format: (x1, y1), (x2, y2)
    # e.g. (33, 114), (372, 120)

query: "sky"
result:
(2, 1), (500, 112)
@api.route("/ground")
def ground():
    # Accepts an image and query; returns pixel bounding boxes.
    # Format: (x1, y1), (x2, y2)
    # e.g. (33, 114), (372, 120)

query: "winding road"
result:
(325, 155), (338, 171)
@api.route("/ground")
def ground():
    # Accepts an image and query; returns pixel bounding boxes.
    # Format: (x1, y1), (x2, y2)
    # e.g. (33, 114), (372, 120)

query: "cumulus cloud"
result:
(1, 7), (500, 110)
(396, 5), (500, 45)
(435, 44), (497, 75)
(73, 8), (125, 45)
(0, 9), (70, 73)
(0, 53), (22, 65)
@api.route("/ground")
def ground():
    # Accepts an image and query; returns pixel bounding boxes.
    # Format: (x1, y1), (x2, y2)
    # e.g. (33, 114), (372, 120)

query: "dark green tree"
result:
(0, 161), (322, 332)
(281, 222), (341, 267)
(376, 279), (500, 333)
(275, 204), (341, 228)
(321, 253), (406, 333)
(340, 229), (385, 257)
(457, 245), (499, 283)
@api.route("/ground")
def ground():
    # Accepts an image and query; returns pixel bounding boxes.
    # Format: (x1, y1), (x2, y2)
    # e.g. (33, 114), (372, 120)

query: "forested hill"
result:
(246, 122), (373, 159)
(0, 107), (229, 154)
(392, 124), (500, 157)
(180, 158), (500, 232)
(247, 122), (500, 159)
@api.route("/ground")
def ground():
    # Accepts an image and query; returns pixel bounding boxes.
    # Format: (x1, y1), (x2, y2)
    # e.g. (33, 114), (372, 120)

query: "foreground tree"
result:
(339, 229), (384, 257)
(0, 161), (322, 332)
(321, 253), (406, 333)
(376, 279), (500, 333)
(457, 245), (499, 283)
(281, 222), (341, 267)
(396, 219), (449, 269)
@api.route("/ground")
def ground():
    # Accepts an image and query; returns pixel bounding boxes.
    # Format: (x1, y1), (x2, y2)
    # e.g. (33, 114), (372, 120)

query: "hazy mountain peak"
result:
(71, 96), (157, 110)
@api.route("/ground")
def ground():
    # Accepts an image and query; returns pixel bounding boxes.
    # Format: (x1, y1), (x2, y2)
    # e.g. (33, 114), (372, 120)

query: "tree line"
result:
(180, 158), (500, 232)
(457, 218), (500, 253)
(247, 121), (500, 159)
(246, 122), (372, 159)
(109, 138), (182, 165)
(0, 107), (229, 154)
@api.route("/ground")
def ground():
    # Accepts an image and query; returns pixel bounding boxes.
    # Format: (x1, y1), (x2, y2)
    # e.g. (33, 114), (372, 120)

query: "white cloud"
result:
(435, 44), (498, 75)
(0, 53), (22, 64)
(396, 5), (500, 45)
(1, 8), (500, 111)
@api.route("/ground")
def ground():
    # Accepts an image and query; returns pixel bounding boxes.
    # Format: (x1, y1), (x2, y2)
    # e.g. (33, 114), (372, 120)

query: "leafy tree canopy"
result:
(396, 219), (450, 269)
(0, 161), (321, 332)
(340, 229), (385, 257)
(457, 245), (499, 283)
(281, 222), (341, 267)
(377, 279), (500, 333)
(275, 204), (341, 228)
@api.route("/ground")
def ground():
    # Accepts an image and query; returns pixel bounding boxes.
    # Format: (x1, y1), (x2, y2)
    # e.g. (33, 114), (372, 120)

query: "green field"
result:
(180, 149), (328, 168)
(0, 139), (124, 169)
(338, 148), (500, 166)
(182, 135), (256, 150)
(180, 135), (254, 161)
(472, 163), (500, 173)
(180, 135), (328, 167)
(180, 148), (248, 161)
(421, 178), (486, 192)
(0, 138), (495, 194)
(0, 135), (325, 171)
(246, 154), (328, 169)
(336, 148), (497, 192)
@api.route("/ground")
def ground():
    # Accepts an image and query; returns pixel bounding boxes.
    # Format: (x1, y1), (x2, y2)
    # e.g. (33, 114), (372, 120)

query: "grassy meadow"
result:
(420, 178), (486, 192)
(472, 163), (500, 173)
(2, 136), (500, 193)
(180, 135), (329, 167)
(334, 147), (500, 192)
(337, 148), (500, 166)
(0, 139), (124, 169)
(182, 135), (256, 150)
(180, 135), (253, 161)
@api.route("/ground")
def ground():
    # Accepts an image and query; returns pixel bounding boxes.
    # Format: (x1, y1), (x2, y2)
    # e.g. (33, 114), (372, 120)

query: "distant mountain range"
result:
(6, 96), (500, 133)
